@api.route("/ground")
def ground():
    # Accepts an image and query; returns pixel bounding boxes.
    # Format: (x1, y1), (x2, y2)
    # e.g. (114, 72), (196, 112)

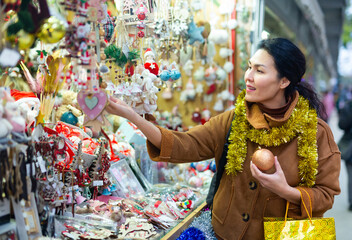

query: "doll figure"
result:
(143, 48), (159, 76)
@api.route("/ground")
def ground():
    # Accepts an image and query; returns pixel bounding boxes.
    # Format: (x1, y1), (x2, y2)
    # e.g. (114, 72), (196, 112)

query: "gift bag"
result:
(264, 189), (336, 240)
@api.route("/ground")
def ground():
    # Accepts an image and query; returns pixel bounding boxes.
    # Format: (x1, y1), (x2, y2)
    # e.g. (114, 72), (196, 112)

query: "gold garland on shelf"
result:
(225, 90), (318, 187)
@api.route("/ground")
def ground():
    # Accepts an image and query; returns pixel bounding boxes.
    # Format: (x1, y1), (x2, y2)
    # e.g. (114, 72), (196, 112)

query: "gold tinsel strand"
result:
(225, 90), (318, 187)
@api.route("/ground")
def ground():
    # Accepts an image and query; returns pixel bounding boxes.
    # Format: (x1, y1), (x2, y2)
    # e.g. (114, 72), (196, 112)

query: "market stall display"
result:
(0, 0), (257, 238)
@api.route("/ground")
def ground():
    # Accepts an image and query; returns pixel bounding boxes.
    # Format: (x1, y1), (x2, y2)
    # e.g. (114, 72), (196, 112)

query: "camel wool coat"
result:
(147, 92), (341, 240)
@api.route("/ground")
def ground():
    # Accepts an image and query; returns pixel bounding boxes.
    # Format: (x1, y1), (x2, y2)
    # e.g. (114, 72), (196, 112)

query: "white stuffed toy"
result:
(5, 101), (26, 133)
(10, 89), (40, 125)
(0, 105), (13, 138)
(134, 69), (160, 114)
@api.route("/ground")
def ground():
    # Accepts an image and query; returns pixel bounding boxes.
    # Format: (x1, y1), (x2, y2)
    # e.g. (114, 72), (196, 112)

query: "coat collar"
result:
(245, 91), (299, 129)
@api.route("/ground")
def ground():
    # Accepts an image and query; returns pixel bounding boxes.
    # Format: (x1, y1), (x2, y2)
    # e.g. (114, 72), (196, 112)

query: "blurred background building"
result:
(258, 0), (347, 93)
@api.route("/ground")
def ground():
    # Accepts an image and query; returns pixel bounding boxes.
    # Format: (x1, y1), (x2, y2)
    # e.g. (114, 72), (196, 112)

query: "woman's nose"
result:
(245, 69), (254, 81)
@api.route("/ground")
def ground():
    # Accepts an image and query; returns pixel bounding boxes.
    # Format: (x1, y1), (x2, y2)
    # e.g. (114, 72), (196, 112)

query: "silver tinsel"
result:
(189, 210), (217, 240)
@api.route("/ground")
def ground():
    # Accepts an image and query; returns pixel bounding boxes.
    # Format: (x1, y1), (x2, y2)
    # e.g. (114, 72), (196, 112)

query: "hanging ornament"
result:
(137, 30), (145, 38)
(16, 30), (35, 50)
(136, 4), (148, 20)
(36, 16), (66, 44)
(144, 48), (159, 76)
(136, 21), (146, 30)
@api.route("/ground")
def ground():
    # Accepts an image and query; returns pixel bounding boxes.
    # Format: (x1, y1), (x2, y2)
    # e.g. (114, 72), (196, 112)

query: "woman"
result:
(107, 38), (341, 239)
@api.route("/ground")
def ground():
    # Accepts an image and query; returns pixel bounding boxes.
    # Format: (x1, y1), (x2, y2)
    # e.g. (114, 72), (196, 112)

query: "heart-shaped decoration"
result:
(85, 96), (98, 110)
(77, 90), (107, 120)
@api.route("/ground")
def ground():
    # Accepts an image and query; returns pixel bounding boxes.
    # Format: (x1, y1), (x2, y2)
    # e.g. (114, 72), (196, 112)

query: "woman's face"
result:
(244, 49), (289, 108)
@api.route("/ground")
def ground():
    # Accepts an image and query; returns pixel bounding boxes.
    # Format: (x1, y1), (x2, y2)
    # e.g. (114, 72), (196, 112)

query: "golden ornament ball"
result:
(100, 82), (107, 89)
(37, 16), (66, 44)
(252, 148), (275, 171)
(17, 30), (35, 50)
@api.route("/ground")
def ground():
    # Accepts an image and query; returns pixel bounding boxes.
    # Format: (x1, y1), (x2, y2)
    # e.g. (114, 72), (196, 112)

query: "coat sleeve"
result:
(146, 110), (234, 164)
(289, 119), (341, 219)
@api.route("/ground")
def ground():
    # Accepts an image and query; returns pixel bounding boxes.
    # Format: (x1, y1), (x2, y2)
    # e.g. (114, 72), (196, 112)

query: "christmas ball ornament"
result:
(170, 69), (181, 80)
(37, 16), (66, 44)
(160, 70), (171, 81)
(209, 160), (216, 172)
(252, 148), (275, 171)
(189, 176), (203, 188)
(60, 111), (78, 126)
(137, 30), (145, 38)
(195, 162), (208, 172)
(16, 30), (35, 50)
(190, 162), (197, 169)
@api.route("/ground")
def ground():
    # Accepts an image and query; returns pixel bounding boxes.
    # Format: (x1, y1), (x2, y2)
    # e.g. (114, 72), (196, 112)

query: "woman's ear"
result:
(280, 77), (290, 89)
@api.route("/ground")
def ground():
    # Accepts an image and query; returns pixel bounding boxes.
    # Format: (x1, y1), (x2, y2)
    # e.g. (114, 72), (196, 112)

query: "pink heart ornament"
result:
(77, 90), (107, 120)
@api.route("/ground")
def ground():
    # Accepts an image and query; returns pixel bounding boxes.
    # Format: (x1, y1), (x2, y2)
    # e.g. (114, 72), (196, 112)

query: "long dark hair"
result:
(257, 38), (327, 119)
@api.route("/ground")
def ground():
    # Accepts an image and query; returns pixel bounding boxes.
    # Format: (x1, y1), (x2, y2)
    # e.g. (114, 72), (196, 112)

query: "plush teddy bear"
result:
(56, 90), (83, 125)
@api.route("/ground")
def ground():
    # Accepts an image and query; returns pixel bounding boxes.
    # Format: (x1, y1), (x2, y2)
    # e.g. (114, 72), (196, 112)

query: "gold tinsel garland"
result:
(225, 90), (318, 187)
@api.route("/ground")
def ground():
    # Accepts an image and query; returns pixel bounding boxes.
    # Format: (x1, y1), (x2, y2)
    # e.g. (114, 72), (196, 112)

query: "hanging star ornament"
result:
(187, 19), (204, 45)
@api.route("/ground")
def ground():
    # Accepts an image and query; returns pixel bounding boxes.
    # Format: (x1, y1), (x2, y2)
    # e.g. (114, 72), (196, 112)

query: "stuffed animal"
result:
(0, 105), (13, 138)
(56, 90), (83, 125)
(5, 101), (26, 132)
(10, 89), (40, 125)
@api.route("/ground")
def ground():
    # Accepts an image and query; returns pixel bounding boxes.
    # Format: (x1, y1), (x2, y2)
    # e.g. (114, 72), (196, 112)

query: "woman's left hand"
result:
(250, 156), (295, 199)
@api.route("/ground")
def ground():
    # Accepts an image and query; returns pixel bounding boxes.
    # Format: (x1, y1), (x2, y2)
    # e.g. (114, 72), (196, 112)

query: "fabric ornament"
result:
(218, 0), (235, 15)
(216, 67), (227, 81)
(219, 48), (234, 58)
(191, 0), (203, 11)
(227, 19), (238, 29)
(223, 61), (234, 73)
(182, 60), (194, 77)
(103, 16), (116, 42)
(225, 90), (318, 187)
(213, 98), (224, 112)
(201, 108), (211, 124)
(193, 67), (205, 82)
(206, 83), (216, 95)
(187, 19), (204, 45)
(208, 29), (228, 44)
(205, 66), (217, 83)
(180, 46), (193, 65)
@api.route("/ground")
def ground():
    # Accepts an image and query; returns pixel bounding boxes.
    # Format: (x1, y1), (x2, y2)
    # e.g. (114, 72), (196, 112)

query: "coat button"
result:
(242, 213), (250, 222)
(249, 181), (257, 190)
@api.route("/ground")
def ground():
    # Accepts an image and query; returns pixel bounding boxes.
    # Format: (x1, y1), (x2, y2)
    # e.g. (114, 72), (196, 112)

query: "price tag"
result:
(37, 155), (46, 173)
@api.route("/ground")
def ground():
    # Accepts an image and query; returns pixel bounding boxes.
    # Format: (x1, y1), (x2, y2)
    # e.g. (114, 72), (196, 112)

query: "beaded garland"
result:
(225, 90), (318, 187)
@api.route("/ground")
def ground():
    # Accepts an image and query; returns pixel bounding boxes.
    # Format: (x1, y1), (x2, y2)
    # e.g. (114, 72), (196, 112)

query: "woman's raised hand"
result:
(106, 97), (134, 119)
